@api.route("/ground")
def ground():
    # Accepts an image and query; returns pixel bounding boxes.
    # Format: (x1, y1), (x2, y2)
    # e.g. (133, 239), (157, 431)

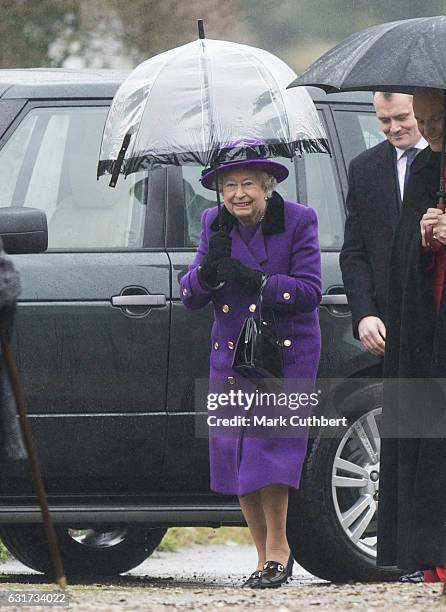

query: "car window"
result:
(0, 106), (148, 249)
(181, 158), (297, 247)
(333, 109), (385, 169)
(358, 114), (386, 149)
(180, 154), (343, 249)
(299, 152), (344, 249)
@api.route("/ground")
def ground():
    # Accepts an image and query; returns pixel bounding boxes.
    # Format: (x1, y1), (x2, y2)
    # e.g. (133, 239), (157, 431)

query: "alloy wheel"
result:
(331, 407), (381, 558)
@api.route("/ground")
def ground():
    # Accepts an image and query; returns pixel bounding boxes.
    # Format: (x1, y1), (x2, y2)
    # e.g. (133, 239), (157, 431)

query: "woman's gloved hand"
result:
(216, 258), (263, 292)
(198, 256), (218, 288)
(208, 231), (232, 261)
(198, 231), (232, 289)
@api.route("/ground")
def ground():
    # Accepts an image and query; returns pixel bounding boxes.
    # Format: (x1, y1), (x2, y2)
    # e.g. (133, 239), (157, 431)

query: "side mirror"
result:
(0, 207), (48, 254)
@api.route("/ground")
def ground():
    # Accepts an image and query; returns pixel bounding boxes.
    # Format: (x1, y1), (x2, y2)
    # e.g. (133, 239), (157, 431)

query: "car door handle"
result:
(111, 294), (167, 307)
(320, 295), (348, 305)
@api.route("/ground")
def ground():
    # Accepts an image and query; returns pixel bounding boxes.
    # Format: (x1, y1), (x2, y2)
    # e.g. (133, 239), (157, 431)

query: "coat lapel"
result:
(245, 227), (268, 265)
(409, 146), (436, 180)
(230, 225), (265, 271)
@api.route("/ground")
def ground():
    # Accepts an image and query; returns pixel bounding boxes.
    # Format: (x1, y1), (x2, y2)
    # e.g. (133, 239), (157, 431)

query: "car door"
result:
(295, 103), (362, 378)
(314, 101), (385, 377)
(0, 100), (169, 498)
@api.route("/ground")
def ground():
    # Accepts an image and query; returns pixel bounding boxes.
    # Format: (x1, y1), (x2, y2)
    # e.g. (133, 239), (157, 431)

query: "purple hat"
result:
(200, 138), (289, 190)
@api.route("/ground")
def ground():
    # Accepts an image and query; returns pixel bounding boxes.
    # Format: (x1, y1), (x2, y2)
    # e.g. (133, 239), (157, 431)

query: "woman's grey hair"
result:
(217, 169), (277, 198)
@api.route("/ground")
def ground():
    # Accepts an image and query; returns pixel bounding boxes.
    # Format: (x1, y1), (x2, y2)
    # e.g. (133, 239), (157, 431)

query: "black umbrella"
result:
(288, 16), (446, 95)
(289, 15), (446, 250)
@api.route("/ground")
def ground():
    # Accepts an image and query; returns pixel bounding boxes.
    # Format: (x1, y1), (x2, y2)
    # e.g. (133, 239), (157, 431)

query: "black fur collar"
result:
(209, 191), (285, 234)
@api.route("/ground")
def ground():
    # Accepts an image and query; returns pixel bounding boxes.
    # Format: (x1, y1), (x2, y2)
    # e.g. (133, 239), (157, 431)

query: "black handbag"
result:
(232, 277), (283, 379)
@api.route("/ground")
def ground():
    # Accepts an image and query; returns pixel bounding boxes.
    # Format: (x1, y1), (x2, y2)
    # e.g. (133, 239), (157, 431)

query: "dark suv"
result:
(0, 69), (393, 582)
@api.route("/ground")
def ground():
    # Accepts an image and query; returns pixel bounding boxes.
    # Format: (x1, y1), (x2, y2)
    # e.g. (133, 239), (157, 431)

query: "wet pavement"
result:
(0, 544), (442, 610)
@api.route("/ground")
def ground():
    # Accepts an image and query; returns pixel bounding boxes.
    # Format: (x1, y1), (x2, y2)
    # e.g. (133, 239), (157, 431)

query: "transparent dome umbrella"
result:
(289, 15), (446, 250)
(97, 21), (328, 224)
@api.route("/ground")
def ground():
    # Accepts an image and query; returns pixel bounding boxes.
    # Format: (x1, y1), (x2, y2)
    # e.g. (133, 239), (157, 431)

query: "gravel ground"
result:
(0, 544), (444, 611)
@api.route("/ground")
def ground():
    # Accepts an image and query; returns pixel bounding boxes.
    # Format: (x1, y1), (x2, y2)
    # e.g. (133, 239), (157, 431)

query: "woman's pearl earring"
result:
(264, 195), (269, 201)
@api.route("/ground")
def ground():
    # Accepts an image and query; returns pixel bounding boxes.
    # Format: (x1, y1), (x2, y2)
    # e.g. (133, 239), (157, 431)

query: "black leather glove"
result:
(197, 231), (232, 290)
(0, 304), (16, 343)
(207, 231), (232, 262)
(216, 258), (263, 292)
(198, 255), (219, 289)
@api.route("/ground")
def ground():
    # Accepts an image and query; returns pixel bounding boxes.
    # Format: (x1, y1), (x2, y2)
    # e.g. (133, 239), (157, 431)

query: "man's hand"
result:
(358, 316), (386, 356)
(421, 208), (446, 247)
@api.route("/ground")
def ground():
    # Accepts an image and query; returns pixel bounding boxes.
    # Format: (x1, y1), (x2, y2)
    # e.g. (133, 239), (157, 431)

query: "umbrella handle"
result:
(215, 168), (223, 228)
(424, 92), (446, 251)
(425, 207), (446, 251)
(213, 168), (226, 290)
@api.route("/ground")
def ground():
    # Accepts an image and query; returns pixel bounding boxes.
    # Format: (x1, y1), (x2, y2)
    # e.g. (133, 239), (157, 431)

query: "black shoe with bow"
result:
(256, 554), (294, 588)
(241, 569), (262, 588)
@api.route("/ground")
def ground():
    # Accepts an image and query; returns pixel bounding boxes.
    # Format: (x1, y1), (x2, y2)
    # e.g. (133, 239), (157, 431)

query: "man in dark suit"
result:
(340, 92), (427, 356)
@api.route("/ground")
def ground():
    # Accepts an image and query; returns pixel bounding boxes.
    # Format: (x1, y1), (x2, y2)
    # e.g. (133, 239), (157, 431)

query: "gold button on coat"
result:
(213, 342), (219, 350)
(222, 304), (230, 313)
(283, 339), (292, 347)
(227, 341), (234, 350)
(182, 288), (188, 296)
(249, 304), (256, 313)
(227, 376), (235, 384)
(283, 292), (291, 301)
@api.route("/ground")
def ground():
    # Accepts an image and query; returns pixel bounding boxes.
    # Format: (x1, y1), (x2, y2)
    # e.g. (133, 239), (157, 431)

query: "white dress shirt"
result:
(395, 137), (428, 200)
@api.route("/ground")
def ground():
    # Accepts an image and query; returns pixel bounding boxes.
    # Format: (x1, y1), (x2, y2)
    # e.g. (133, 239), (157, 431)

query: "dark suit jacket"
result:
(340, 139), (401, 339)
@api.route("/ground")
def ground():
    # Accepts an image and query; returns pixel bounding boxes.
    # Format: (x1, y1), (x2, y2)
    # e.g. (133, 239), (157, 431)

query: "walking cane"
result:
(0, 332), (67, 589)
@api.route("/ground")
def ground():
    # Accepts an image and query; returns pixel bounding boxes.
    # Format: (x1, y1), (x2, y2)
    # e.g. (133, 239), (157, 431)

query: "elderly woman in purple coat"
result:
(180, 156), (321, 588)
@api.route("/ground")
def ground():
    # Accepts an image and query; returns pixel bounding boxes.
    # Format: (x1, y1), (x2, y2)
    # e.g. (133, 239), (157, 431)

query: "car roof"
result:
(0, 68), (128, 99)
(0, 68), (374, 104)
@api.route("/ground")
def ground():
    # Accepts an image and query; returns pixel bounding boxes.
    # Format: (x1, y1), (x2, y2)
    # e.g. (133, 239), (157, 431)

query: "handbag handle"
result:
(256, 276), (280, 338)
(256, 275), (268, 326)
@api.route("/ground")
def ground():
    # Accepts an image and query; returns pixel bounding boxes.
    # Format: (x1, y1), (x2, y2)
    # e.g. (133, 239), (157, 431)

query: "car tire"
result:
(287, 381), (402, 582)
(0, 524), (166, 577)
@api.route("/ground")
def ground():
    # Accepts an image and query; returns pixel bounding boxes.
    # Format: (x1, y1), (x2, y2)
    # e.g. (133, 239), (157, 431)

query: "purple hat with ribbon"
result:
(200, 138), (289, 191)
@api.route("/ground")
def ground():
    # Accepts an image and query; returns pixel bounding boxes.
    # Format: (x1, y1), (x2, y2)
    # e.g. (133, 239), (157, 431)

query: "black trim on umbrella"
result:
(97, 137), (330, 179)
(109, 132), (132, 188)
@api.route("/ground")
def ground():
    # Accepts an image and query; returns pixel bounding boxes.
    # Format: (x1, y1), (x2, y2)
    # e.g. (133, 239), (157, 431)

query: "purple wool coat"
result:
(180, 192), (322, 496)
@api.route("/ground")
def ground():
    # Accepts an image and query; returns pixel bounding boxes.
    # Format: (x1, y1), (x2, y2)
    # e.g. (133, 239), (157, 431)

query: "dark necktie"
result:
(403, 148), (418, 191)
